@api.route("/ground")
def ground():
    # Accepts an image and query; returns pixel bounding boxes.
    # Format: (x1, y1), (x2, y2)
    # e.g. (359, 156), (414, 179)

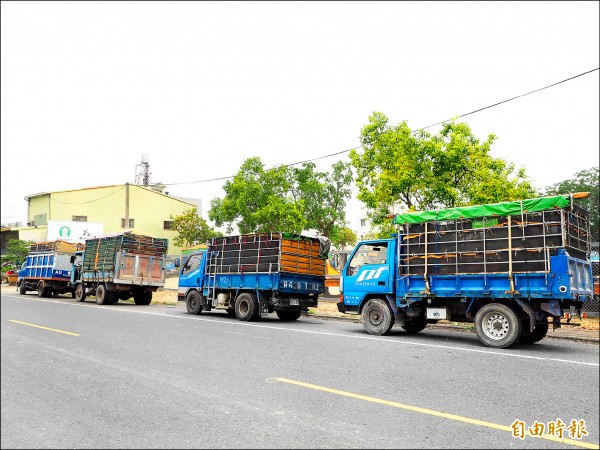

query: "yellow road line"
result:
(276, 378), (599, 449)
(9, 320), (80, 336)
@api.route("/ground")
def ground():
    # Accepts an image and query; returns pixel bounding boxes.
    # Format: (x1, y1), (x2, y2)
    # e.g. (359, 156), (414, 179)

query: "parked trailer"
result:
(178, 232), (329, 321)
(17, 240), (83, 297)
(338, 193), (594, 348)
(72, 232), (168, 305)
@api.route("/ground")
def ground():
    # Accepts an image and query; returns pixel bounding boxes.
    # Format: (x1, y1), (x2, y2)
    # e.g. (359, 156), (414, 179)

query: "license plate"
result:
(290, 299), (299, 306)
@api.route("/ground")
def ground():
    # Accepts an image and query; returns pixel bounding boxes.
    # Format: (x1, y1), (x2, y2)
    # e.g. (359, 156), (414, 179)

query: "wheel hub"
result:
(483, 313), (509, 340)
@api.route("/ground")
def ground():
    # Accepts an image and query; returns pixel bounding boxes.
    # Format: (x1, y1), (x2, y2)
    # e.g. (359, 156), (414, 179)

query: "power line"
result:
(162, 67), (598, 187)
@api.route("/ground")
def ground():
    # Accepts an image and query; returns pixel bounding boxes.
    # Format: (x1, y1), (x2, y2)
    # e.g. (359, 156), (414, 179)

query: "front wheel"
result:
(75, 284), (86, 302)
(19, 282), (27, 295)
(475, 303), (522, 349)
(518, 321), (549, 344)
(276, 310), (301, 321)
(235, 293), (259, 321)
(186, 291), (203, 315)
(361, 298), (395, 335)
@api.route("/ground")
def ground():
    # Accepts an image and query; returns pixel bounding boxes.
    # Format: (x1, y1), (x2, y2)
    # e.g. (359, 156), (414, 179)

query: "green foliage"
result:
(1, 239), (32, 271)
(170, 208), (222, 248)
(329, 226), (357, 249)
(351, 112), (537, 225)
(544, 167), (599, 238)
(209, 157), (354, 237)
(291, 161), (354, 237)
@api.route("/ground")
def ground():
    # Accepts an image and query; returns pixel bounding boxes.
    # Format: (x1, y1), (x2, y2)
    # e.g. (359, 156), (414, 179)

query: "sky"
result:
(1, 1), (599, 232)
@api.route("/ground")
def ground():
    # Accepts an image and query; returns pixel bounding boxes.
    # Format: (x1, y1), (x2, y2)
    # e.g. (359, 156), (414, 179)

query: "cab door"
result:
(342, 241), (392, 307)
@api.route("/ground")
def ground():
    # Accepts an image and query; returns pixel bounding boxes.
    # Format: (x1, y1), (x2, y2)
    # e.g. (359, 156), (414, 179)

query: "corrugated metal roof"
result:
(24, 184), (196, 207)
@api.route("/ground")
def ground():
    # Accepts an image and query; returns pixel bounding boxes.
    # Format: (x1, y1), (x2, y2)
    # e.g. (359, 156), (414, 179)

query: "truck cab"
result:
(177, 251), (207, 302)
(338, 239), (395, 315)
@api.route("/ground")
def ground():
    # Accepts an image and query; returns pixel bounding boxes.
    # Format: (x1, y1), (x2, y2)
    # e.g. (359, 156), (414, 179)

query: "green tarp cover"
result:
(392, 194), (572, 225)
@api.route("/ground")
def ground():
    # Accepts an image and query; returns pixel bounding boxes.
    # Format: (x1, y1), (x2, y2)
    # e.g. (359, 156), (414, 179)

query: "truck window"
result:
(347, 243), (388, 275)
(182, 255), (201, 276)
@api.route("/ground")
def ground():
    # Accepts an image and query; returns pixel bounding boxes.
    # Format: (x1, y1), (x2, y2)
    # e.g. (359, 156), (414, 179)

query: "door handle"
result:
(378, 281), (385, 286)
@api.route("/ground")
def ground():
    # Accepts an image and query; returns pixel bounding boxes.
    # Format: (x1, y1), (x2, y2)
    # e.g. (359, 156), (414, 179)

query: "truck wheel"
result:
(401, 317), (427, 334)
(96, 285), (108, 305)
(235, 293), (259, 321)
(19, 282), (27, 295)
(75, 284), (86, 302)
(361, 298), (395, 335)
(518, 321), (549, 344)
(37, 281), (50, 298)
(186, 291), (203, 315)
(106, 291), (118, 304)
(276, 310), (301, 321)
(475, 303), (522, 349)
(134, 291), (152, 306)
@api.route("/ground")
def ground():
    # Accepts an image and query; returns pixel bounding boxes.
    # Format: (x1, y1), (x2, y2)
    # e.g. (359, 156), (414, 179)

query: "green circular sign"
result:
(59, 226), (71, 237)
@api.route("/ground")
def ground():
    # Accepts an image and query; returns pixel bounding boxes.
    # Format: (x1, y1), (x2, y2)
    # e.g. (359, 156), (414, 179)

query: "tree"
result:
(1, 239), (32, 272)
(351, 112), (537, 226)
(209, 157), (306, 234)
(209, 157), (354, 237)
(544, 166), (599, 238)
(170, 208), (221, 248)
(329, 226), (357, 249)
(291, 161), (354, 238)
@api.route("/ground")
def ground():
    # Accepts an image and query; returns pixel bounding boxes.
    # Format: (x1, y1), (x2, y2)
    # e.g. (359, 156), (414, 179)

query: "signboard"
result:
(47, 220), (104, 243)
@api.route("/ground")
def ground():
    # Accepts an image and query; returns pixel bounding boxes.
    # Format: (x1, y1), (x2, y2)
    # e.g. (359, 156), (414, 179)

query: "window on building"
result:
(121, 218), (135, 228)
(164, 221), (173, 230)
(72, 216), (88, 222)
(360, 219), (367, 227)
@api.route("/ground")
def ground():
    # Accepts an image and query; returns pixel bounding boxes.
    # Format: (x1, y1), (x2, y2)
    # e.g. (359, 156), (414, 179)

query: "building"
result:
(7, 183), (197, 255)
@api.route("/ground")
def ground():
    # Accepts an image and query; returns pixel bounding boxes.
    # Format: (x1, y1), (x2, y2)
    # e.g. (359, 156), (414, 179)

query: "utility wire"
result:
(162, 67), (598, 187)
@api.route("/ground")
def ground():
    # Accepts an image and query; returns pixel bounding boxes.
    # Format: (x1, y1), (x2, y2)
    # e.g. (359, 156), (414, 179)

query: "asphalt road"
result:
(1, 290), (599, 449)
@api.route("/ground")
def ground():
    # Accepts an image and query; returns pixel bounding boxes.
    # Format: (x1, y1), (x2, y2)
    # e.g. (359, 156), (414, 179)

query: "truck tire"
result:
(475, 303), (522, 349)
(401, 317), (427, 334)
(518, 321), (549, 344)
(19, 282), (27, 295)
(361, 298), (395, 335)
(276, 310), (301, 321)
(37, 281), (50, 298)
(96, 285), (108, 305)
(186, 291), (203, 315)
(106, 291), (118, 304)
(75, 284), (86, 302)
(235, 293), (259, 321)
(134, 291), (152, 306)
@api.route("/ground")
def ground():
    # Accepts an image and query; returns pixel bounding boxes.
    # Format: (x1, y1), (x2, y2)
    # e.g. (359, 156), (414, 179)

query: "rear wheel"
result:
(95, 285), (108, 305)
(361, 298), (394, 335)
(235, 293), (259, 321)
(134, 290), (152, 305)
(186, 291), (203, 315)
(19, 282), (27, 295)
(75, 283), (86, 302)
(37, 281), (51, 298)
(401, 317), (428, 334)
(475, 303), (522, 349)
(518, 321), (549, 344)
(276, 310), (301, 321)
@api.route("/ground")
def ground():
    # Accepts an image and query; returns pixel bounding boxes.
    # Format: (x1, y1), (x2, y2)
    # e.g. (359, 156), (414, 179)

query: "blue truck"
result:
(17, 240), (83, 297)
(337, 193), (595, 348)
(178, 232), (329, 321)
